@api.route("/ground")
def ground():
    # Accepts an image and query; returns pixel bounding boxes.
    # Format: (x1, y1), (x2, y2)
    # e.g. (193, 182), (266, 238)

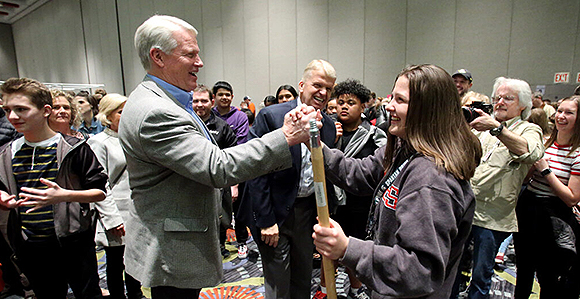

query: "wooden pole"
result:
(309, 119), (337, 299)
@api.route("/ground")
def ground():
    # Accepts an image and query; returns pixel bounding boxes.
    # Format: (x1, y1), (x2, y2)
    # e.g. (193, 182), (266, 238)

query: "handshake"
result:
(282, 104), (323, 146)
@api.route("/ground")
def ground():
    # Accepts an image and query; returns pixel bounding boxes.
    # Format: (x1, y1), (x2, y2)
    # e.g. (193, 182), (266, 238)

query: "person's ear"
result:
(150, 47), (165, 68)
(43, 105), (52, 118)
(298, 80), (305, 93)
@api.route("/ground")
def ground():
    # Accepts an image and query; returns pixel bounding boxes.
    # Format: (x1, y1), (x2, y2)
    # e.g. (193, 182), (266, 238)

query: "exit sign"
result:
(554, 72), (570, 83)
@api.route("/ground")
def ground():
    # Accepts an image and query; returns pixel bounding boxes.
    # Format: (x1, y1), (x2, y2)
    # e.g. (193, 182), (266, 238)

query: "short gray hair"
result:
(134, 15), (198, 70)
(491, 77), (532, 120)
(301, 59), (336, 82)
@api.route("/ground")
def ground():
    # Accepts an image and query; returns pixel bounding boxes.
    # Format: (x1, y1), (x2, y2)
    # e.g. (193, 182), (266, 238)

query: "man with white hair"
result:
(118, 15), (320, 298)
(465, 77), (544, 299)
(242, 59), (337, 299)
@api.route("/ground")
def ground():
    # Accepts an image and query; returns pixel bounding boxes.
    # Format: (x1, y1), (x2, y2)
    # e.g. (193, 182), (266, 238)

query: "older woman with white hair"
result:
(88, 93), (143, 299)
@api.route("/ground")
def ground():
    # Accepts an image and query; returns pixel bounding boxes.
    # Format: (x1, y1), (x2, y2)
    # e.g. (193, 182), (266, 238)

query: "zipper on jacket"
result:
(31, 146), (36, 170)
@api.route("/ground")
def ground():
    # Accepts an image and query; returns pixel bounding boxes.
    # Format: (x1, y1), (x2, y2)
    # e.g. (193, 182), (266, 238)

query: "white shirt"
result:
(296, 97), (314, 197)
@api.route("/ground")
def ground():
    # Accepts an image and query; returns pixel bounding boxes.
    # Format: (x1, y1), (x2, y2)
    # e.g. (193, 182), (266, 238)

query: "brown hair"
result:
(193, 84), (213, 100)
(527, 108), (549, 136)
(75, 91), (99, 116)
(545, 96), (580, 156)
(1, 77), (52, 109)
(384, 64), (482, 180)
(51, 89), (81, 127)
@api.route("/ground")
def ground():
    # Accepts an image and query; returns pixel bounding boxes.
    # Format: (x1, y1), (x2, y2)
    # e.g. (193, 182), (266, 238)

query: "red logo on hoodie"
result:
(383, 185), (399, 210)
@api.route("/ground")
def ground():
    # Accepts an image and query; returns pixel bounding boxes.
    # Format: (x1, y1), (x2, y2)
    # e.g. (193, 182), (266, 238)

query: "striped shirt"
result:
(528, 142), (580, 197)
(12, 135), (60, 242)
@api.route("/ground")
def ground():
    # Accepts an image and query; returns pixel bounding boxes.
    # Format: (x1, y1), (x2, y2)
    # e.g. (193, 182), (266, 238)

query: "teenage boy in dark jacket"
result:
(192, 85), (242, 257)
(0, 78), (107, 299)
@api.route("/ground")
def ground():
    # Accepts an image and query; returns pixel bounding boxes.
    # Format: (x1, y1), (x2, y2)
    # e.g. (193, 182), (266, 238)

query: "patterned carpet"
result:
(70, 228), (536, 299)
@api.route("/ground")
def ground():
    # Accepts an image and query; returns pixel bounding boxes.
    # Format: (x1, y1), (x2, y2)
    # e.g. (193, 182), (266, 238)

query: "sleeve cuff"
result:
(340, 237), (370, 269)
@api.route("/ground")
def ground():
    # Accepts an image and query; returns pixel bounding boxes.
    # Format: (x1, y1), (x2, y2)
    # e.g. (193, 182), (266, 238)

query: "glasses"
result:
(492, 95), (517, 104)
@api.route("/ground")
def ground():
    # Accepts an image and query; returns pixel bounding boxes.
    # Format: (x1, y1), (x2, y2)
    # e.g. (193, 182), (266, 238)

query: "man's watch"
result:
(490, 123), (504, 136)
(540, 168), (552, 177)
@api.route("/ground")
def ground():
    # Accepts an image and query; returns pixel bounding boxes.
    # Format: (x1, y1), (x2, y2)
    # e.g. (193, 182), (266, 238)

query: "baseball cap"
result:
(452, 69), (473, 83)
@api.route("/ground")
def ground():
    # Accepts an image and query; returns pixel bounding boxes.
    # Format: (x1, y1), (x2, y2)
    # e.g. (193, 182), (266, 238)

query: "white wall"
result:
(6, 0), (580, 103)
(0, 23), (18, 80)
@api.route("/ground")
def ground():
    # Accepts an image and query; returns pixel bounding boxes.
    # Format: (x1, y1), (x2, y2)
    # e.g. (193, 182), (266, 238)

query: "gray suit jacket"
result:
(118, 77), (292, 289)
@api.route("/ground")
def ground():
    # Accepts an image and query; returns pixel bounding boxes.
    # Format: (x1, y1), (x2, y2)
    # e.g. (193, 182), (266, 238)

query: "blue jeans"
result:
(497, 233), (513, 255)
(467, 225), (510, 299)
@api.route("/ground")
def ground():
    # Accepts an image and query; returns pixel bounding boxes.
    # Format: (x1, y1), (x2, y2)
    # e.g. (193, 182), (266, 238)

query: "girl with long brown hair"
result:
(313, 64), (481, 298)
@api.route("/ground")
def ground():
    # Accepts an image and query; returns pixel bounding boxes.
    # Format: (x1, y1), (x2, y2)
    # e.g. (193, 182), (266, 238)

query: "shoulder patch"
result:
(383, 185), (399, 210)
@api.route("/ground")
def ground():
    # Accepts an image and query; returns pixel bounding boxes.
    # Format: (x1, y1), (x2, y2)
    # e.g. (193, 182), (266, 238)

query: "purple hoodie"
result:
(212, 106), (249, 145)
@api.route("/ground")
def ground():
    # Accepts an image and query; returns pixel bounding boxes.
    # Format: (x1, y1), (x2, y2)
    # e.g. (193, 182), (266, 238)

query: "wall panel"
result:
(221, 0), (246, 101)
(200, 0), (224, 87)
(244, 0), (270, 103)
(328, 0), (365, 83)
(0, 24), (18, 80)
(363, 0), (406, 96)
(454, 0), (512, 95)
(296, 0), (329, 74)
(406, 0), (456, 70)
(12, 0), (88, 84)
(268, 0), (298, 94)
(572, 3), (580, 89)
(80, 0), (123, 93)
(509, 0), (579, 87)
(116, 0), (157, 92)
(6, 0), (580, 102)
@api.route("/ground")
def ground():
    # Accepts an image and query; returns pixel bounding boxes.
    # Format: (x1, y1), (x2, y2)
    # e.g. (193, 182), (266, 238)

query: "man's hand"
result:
(231, 184), (239, 202)
(313, 218), (349, 260)
(534, 157), (550, 171)
(18, 178), (70, 213)
(469, 108), (501, 132)
(470, 108), (532, 156)
(261, 224), (280, 248)
(283, 104), (322, 146)
(0, 190), (20, 210)
(334, 122), (343, 144)
(109, 224), (126, 238)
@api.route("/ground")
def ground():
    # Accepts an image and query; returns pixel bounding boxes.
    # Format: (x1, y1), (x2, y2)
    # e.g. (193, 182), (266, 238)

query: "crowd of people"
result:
(0, 13), (579, 299)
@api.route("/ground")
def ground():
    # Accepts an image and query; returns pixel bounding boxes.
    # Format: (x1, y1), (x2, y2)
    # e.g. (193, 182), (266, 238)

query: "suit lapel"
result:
(320, 113), (337, 146)
(141, 79), (217, 145)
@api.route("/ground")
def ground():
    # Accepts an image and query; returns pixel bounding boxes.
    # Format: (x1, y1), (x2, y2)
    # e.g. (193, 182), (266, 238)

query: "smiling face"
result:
(3, 93), (51, 137)
(192, 90), (213, 121)
(493, 84), (525, 122)
(49, 96), (72, 128)
(453, 75), (472, 97)
(299, 68), (336, 110)
(154, 27), (204, 91)
(337, 94), (364, 127)
(555, 99), (578, 136)
(386, 76), (410, 138)
(214, 88), (233, 111)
